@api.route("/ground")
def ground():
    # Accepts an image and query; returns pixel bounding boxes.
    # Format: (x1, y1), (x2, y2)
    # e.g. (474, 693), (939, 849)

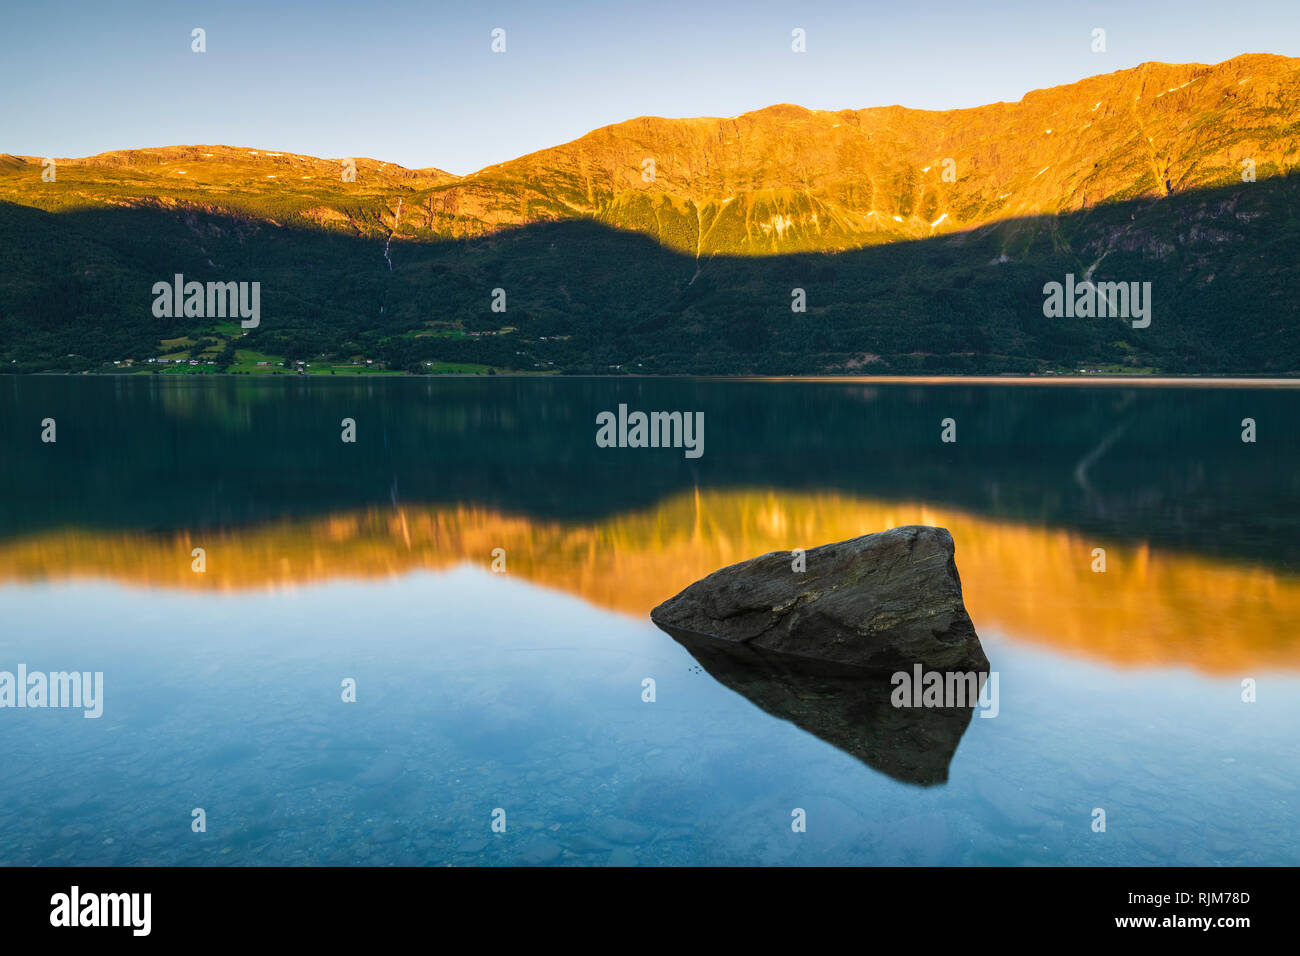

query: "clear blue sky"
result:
(3, 0), (1297, 175)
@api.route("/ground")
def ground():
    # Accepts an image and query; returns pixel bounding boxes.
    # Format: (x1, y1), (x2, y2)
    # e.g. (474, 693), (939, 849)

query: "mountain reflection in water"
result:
(1, 488), (1295, 675)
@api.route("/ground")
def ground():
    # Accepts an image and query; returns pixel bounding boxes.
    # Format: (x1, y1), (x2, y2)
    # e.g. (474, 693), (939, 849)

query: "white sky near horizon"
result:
(2, 0), (1299, 175)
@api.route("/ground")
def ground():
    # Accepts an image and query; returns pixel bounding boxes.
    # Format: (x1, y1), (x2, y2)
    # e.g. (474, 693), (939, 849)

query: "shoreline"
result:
(724, 375), (1300, 387)
(9, 372), (1300, 387)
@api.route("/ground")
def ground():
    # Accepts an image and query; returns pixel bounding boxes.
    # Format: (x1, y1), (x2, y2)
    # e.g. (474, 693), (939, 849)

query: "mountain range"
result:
(2, 53), (1298, 374)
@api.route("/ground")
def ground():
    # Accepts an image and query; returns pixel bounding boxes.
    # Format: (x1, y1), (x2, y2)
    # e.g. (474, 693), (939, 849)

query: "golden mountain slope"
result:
(448, 53), (1300, 254)
(3, 54), (1297, 256)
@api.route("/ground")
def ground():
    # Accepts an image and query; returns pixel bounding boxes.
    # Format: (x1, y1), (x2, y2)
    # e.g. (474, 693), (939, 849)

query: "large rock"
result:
(650, 525), (987, 672)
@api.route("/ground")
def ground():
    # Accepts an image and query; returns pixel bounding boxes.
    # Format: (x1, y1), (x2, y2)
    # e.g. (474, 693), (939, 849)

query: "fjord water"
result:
(1, 376), (1297, 866)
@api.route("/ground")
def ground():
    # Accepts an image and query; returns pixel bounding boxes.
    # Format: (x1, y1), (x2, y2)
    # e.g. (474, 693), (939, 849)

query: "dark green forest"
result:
(2, 173), (1298, 376)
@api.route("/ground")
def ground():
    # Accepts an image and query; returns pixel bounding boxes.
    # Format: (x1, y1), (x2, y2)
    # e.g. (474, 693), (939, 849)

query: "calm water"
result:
(1, 376), (1297, 866)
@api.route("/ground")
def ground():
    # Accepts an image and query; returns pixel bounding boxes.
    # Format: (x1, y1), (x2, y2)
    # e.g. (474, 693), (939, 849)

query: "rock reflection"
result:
(663, 629), (983, 786)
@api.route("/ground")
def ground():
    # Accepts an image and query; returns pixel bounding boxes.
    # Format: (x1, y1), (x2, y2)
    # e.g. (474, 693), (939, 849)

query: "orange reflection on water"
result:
(1, 488), (1295, 673)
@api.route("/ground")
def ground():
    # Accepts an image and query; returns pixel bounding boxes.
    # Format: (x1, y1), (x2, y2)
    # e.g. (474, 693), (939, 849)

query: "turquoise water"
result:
(0, 376), (1297, 865)
(2, 571), (1297, 866)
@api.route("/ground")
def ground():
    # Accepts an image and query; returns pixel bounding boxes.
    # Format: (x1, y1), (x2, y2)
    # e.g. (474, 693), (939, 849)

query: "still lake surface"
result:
(1, 375), (1297, 866)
